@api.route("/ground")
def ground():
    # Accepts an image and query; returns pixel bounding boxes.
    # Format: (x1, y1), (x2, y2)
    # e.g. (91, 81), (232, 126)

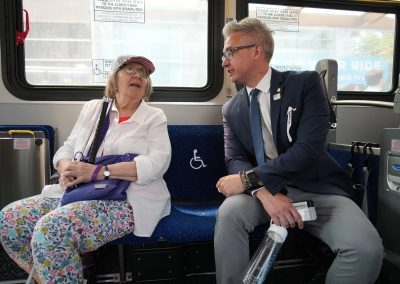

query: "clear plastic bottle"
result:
(242, 224), (288, 284)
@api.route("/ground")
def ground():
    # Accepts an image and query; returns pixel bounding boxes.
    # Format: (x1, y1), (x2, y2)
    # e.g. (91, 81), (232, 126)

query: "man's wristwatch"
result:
(104, 165), (110, 180)
(245, 170), (263, 189)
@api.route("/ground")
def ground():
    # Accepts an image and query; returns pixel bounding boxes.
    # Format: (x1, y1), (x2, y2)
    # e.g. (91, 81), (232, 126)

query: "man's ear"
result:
(254, 44), (263, 58)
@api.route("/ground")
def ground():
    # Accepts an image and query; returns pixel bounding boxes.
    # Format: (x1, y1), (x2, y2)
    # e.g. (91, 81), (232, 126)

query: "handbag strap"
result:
(87, 100), (112, 164)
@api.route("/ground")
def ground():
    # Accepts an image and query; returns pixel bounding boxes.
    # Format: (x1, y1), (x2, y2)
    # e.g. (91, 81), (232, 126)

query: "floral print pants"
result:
(0, 195), (134, 283)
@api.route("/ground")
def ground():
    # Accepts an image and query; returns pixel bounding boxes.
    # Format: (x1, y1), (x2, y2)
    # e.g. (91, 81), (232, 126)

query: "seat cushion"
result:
(111, 201), (222, 244)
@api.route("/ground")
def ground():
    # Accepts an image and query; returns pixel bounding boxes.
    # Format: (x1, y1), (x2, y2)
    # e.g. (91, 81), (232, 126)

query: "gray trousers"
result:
(214, 187), (384, 284)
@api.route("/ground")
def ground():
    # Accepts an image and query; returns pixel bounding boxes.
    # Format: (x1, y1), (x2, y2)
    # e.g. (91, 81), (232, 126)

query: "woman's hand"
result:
(59, 160), (97, 189)
(57, 159), (74, 189)
(56, 158), (73, 174)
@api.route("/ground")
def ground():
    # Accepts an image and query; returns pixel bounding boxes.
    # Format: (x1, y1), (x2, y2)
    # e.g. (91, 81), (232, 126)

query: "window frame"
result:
(0, 0), (224, 102)
(237, 0), (400, 102)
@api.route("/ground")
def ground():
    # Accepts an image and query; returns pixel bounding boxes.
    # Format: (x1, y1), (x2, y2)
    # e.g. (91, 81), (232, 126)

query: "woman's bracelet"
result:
(91, 164), (103, 182)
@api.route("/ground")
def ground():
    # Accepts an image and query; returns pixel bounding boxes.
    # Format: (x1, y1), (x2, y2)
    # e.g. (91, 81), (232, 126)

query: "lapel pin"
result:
(273, 88), (281, 100)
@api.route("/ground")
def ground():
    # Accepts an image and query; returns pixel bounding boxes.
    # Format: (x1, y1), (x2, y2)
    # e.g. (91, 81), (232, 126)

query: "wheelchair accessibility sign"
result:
(190, 149), (207, 170)
(92, 59), (114, 83)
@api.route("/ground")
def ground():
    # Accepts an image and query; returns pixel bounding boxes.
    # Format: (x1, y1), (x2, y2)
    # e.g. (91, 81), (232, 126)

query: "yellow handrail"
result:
(8, 130), (36, 137)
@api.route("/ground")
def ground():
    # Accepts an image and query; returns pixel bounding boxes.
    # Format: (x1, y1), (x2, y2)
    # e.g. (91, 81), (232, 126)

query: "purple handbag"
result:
(60, 99), (137, 206)
(60, 153), (137, 206)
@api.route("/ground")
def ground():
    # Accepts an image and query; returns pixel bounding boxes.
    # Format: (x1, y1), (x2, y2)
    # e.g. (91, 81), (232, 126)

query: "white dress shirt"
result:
(246, 67), (278, 160)
(41, 99), (172, 237)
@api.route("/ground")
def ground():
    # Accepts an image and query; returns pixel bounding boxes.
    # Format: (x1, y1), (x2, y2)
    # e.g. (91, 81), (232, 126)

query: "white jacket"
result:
(42, 99), (171, 237)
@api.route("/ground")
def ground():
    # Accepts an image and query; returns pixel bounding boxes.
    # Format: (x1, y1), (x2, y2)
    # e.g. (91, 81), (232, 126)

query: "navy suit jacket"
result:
(222, 68), (353, 197)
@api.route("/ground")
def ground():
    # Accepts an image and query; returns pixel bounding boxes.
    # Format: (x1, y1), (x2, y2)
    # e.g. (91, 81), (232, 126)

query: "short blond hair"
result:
(222, 17), (274, 62)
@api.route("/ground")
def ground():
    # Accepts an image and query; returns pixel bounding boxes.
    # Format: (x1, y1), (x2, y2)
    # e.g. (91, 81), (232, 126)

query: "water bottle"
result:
(242, 224), (288, 284)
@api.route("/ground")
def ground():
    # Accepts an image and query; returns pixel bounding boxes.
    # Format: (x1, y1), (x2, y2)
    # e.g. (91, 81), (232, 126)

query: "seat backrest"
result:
(164, 125), (226, 202)
(315, 59), (338, 143)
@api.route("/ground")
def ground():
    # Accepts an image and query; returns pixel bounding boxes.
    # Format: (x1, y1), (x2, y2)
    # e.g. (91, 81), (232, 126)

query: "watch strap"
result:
(240, 170), (263, 197)
(104, 165), (110, 180)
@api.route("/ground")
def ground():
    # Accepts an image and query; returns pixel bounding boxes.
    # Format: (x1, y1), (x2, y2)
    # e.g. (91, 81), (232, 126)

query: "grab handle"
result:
(8, 130), (36, 138)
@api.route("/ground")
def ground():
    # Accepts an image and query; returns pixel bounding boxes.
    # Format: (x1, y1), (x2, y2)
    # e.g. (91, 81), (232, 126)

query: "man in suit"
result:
(214, 17), (383, 284)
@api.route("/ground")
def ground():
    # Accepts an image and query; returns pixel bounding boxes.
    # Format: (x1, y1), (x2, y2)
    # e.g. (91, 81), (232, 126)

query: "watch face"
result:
(104, 166), (110, 178)
(246, 170), (257, 182)
(246, 170), (262, 187)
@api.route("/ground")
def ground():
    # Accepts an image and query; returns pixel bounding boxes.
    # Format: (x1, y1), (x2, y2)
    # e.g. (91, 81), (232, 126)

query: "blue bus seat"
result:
(98, 124), (337, 282)
(112, 125), (226, 244)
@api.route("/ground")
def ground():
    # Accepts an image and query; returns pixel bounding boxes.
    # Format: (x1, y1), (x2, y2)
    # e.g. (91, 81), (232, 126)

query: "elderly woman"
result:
(0, 55), (171, 283)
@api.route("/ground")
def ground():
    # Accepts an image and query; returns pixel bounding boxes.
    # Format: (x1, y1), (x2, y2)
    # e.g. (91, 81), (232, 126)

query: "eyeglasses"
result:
(122, 67), (148, 78)
(221, 44), (256, 61)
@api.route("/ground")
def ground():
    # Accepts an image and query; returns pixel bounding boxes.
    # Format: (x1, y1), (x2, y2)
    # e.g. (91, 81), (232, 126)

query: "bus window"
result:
(1, 0), (223, 101)
(242, 1), (396, 96)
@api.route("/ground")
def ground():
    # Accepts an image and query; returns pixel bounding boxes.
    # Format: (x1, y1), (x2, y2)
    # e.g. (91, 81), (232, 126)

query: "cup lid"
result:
(268, 224), (288, 240)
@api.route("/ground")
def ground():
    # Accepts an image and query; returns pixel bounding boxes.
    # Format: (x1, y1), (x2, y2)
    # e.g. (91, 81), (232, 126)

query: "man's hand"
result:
(256, 189), (304, 229)
(216, 174), (245, 197)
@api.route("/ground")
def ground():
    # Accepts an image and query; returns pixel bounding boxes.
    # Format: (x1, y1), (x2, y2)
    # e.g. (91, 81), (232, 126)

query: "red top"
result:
(119, 116), (130, 123)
